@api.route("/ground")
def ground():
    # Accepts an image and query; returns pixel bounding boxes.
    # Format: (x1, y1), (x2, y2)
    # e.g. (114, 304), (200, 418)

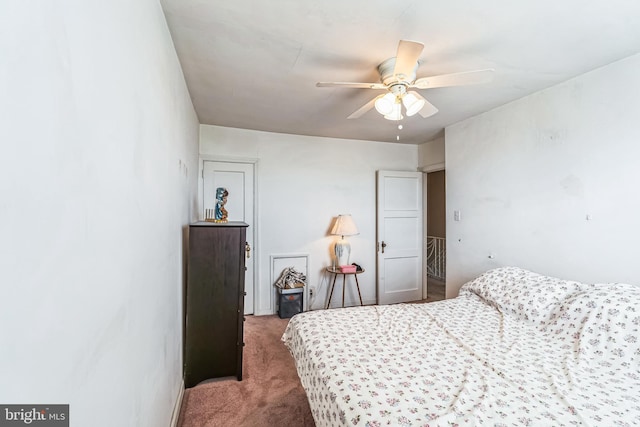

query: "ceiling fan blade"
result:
(411, 69), (495, 89)
(317, 82), (387, 89)
(409, 91), (439, 118)
(347, 96), (379, 119)
(393, 40), (424, 81)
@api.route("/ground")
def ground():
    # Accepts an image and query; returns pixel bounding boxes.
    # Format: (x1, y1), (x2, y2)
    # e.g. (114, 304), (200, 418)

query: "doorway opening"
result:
(426, 170), (446, 301)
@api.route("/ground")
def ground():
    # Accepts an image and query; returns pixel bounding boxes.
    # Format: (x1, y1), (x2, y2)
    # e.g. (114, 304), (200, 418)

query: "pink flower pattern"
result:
(282, 267), (640, 426)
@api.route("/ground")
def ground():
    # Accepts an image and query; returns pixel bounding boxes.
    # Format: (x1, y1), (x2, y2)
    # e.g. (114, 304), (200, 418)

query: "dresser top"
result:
(191, 221), (248, 227)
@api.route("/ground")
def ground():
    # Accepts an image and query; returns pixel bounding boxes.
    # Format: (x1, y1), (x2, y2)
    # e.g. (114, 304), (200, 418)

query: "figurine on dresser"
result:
(214, 187), (228, 223)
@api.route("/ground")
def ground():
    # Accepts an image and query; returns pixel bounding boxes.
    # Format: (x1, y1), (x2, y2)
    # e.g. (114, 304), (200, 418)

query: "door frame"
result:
(198, 155), (259, 314)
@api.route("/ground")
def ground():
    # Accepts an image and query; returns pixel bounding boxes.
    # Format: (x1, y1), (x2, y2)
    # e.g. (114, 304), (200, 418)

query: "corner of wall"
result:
(170, 380), (185, 427)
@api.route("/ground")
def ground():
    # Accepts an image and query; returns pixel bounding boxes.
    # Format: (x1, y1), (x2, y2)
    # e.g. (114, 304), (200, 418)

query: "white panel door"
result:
(377, 170), (423, 305)
(203, 161), (255, 315)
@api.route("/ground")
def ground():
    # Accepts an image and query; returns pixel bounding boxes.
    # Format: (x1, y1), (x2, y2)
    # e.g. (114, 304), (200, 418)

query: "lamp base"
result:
(334, 239), (351, 267)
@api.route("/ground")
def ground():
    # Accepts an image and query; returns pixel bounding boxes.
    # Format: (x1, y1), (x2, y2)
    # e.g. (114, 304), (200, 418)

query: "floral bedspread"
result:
(282, 267), (640, 426)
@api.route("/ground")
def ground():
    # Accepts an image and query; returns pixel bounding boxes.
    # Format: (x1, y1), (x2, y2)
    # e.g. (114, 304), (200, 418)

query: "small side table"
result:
(326, 266), (364, 309)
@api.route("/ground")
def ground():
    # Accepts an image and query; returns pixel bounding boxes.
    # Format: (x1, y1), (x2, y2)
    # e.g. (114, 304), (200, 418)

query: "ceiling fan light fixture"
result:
(402, 92), (426, 117)
(317, 40), (494, 122)
(374, 93), (395, 115)
(384, 101), (403, 121)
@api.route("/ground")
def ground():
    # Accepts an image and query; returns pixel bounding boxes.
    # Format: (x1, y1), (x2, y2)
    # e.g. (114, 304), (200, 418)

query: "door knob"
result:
(381, 241), (387, 253)
(245, 242), (251, 258)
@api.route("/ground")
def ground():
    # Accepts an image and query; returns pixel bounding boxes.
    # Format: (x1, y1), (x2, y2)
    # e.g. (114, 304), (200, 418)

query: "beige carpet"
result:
(178, 315), (315, 427)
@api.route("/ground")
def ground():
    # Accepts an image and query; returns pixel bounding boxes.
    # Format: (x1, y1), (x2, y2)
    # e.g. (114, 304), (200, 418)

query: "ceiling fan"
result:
(317, 40), (494, 121)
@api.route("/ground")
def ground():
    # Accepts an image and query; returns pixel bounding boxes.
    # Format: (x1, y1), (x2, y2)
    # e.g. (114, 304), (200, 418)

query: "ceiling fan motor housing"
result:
(378, 57), (420, 86)
(389, 84), (407, 96)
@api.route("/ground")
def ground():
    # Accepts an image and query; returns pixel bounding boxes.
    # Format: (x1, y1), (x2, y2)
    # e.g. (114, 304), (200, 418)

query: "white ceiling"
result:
(160, 0), (640, 145)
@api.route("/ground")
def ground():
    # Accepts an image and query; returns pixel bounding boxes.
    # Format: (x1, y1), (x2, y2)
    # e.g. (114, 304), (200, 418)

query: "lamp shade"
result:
(384, 101), (403, 121)
(331, 214), (359, 237)
(374, 93), (395, 115)
(402, 91), (426, 116)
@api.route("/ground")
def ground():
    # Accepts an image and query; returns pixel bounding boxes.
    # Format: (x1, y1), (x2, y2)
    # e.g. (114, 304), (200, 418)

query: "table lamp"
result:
(330, 214), (359, 267)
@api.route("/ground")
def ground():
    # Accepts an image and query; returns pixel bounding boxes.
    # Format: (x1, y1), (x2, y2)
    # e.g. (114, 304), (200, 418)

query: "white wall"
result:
(0, 2), (198, 426)
(418, 136), (445, 171)
(446, 53), (640, 297)
(200, 125), (418, 313)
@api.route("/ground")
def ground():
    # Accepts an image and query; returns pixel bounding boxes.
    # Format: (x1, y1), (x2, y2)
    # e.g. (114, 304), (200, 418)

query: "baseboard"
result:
(170, 380), (185, 427)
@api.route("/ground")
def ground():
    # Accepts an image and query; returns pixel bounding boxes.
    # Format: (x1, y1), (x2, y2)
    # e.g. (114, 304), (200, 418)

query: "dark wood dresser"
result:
(184, 221), (248, 388)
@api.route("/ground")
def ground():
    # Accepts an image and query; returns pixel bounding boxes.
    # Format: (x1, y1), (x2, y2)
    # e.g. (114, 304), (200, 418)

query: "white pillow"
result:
(460, 266), (586, 324)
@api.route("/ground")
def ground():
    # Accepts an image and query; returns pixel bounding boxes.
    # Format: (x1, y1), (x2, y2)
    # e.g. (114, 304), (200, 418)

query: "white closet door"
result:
(203, 160), (255, 315)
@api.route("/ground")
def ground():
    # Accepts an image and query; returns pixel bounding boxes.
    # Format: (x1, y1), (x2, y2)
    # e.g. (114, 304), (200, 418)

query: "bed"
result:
(282, 267), (640, 426)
